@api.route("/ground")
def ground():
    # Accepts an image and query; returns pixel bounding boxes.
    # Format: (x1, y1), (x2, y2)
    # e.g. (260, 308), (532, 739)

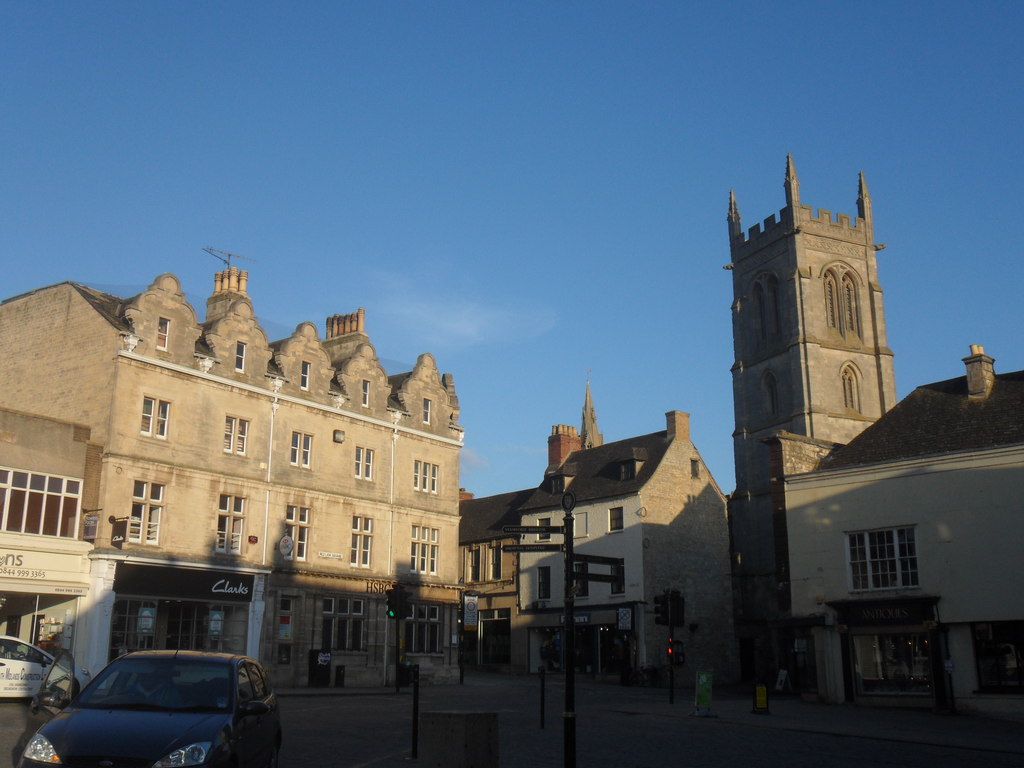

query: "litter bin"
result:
(307, 649), (331, 687)
(334, 665), (345, 688)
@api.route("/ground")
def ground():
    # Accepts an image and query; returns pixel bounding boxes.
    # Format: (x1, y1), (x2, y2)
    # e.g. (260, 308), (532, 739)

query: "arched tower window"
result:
(751, 273), (781, 346)
(841, 273), (860, 338)
(823, 271), (840, 331)
(765, 275), (780, 336)
(841, 365), (860, 412)
(763, 371), (778, 416)
(753, 282), (767, 341)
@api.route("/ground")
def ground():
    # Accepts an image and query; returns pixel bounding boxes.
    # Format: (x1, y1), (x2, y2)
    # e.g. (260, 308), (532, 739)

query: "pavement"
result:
(275, 671), (1024, 759)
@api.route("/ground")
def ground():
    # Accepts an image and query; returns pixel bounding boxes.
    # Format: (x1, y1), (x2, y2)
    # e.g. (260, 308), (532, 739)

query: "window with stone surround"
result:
(848, 527), (918, 591)
(140, 397), (170, 439)
(285, 505), (309, 561)
(156, 317), (170, 350)
(224, 416), (249, 455)
(216, 494), (245, 554)
(351, 516), (372, 568)
(290, 432), (313, 468)
(130, 481), (163, 544)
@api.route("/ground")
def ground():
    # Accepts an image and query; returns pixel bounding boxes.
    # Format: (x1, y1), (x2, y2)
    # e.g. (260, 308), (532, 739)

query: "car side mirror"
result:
(36, 689), (69, 709)
(239, 699), (270, 717)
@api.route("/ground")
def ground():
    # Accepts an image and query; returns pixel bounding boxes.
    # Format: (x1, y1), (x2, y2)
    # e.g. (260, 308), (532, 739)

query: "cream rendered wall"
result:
(786, 444), (1024, 715)
(785, 445), (1024, 620)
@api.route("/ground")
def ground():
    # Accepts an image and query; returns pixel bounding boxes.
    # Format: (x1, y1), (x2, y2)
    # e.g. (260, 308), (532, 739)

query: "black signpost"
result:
(560, 491), (576, 768)
(499, 492), (625, 768)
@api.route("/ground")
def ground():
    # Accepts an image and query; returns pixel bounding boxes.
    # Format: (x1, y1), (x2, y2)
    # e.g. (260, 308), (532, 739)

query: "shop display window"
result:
(851, 632), (932, 695)
(973, 621), (1023, 691)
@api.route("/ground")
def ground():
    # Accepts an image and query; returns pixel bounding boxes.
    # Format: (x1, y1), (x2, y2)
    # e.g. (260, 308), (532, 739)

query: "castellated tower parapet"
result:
(728, 155), (877, 266)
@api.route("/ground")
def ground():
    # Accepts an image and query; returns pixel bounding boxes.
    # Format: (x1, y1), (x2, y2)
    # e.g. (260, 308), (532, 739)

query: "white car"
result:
(0, 635), (55, 698)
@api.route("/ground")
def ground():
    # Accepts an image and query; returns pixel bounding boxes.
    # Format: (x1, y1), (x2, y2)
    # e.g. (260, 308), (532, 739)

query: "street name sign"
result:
(502, 525), (564, 535)
(502, 543), (564, 553)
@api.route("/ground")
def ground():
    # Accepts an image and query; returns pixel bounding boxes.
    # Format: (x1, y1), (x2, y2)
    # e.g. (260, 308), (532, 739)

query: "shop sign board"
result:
(0, 548), (90, 595)
(114, 563), (256, 603)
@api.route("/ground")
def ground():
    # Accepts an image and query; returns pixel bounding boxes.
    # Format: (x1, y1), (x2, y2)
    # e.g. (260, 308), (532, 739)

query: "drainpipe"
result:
(389, 411), (401, 577)
(262, 378), (283, 565)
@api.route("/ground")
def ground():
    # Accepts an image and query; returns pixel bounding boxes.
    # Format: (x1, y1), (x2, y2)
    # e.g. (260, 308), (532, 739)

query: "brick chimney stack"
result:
(548, 425), (582, 470)
(963, 344), (996, 400)
(666, 410), (690, 441)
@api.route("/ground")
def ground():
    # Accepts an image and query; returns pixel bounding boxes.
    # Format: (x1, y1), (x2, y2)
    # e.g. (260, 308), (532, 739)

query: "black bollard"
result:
(539, 666), (546, 729)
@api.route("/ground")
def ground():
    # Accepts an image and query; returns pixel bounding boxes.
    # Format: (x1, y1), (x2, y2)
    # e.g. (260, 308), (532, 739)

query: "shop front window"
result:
(109, 599), (247, 661)
(851, 632), (932, 695)
(974, 621), (1023, 691)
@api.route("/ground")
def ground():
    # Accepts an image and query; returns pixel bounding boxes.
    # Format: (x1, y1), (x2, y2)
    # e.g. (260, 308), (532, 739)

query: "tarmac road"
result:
(4, 671), (1022, 767)
(278, 671), (1024, 768)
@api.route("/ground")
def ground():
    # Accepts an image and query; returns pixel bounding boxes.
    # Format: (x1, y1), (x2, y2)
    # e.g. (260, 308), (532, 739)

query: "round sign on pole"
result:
(561, 490), (576, 513)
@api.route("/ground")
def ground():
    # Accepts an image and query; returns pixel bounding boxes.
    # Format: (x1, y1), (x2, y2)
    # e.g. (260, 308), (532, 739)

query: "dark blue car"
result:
(18, 650), (281, 768)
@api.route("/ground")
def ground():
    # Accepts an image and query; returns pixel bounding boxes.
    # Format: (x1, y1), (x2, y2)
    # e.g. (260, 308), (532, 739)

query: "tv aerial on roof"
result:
(203, 247), (257, 267)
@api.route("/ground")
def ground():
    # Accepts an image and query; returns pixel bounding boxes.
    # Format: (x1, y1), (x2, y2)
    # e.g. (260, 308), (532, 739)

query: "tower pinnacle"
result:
(784, 154), (800, 209)
(728, 189), (742, 240)
(857, 170), (872, 222)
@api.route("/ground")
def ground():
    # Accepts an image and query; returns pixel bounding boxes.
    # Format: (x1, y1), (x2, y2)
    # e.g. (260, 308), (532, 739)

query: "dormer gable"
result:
(123, 273), (202, 363)
(272, 321), (334, 400)
(335, 342), (390, 417)
(393, 353), (458, 434)
(201, 272), (272, 386)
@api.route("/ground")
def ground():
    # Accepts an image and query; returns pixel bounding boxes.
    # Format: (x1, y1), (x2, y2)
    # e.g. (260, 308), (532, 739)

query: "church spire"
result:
(580, 379), (603, 449)
(784, 153), (800, 209)
(728, 189), (742, 240)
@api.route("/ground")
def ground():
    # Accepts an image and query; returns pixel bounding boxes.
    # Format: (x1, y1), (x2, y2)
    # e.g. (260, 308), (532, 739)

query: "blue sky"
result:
(3, 2), (1022, 499)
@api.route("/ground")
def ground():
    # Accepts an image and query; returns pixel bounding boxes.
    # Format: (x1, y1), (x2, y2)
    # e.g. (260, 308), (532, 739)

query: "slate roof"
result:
(821, 369), (1024, 470)
(459, 428), (676, 544)
(518, 430), (672, 512)
(460, 488), (536, 544)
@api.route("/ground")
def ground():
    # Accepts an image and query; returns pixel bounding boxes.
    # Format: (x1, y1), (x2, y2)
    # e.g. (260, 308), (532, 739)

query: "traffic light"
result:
(654, 591), (670, 626)
(669, 590), (684, 627)
(669, 638), (685, 666)
(385, 585), (405, 619)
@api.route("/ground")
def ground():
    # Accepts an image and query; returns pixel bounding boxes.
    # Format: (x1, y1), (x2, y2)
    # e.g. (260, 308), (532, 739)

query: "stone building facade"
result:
(726, 157), (897, 679)
(0, 270), (463, 687)
(463, 398), (738, 684)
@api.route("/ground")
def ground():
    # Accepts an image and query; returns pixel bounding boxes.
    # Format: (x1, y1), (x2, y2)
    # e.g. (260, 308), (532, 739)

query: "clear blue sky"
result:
(3, 2), (1022, 499)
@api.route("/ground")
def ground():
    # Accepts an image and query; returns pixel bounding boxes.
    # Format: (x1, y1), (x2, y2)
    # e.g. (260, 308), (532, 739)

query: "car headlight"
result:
(23, 732), (62, 764)
(152, 742), (212, 767)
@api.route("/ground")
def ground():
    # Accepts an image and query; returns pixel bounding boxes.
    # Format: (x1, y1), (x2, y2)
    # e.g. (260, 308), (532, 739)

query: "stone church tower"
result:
(726, 156), (896, 675)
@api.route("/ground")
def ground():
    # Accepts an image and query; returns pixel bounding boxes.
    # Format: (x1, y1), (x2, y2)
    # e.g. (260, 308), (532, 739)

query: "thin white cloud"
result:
(370, 272), (557, 348)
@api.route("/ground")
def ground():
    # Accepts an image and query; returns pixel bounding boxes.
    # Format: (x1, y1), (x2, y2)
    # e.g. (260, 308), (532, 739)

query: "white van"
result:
(0, 635), (53, 698)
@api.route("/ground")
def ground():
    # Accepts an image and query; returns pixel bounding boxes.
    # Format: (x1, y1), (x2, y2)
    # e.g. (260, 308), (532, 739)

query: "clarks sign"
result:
(114, 563), (255, 603)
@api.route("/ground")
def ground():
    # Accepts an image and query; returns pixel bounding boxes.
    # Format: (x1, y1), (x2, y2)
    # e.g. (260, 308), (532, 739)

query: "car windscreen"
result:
(77, 658), (232, 711)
